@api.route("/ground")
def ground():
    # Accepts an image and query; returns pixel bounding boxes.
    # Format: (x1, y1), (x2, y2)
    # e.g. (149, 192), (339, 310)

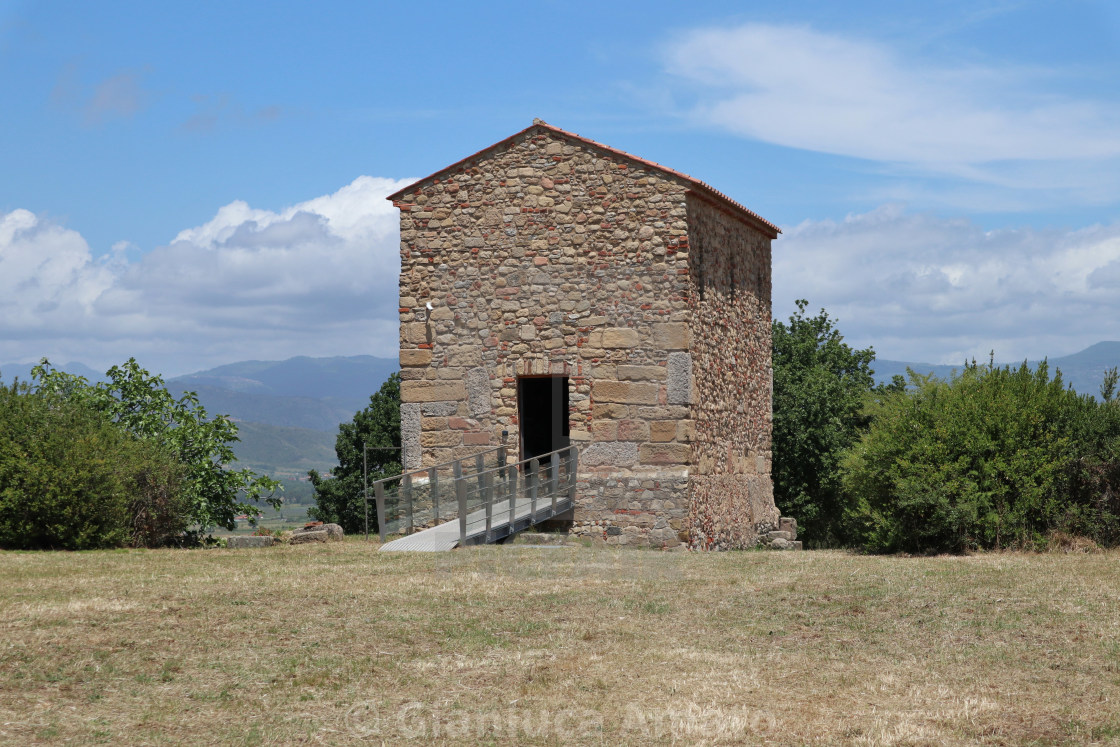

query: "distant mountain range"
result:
(872, 341), (1120, 397)
(0, 354), (399, 478)
(4, 343), (1119, 479)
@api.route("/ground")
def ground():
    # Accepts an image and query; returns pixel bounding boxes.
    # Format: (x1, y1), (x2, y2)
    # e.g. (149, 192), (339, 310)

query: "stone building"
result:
(388, 120), (786, 550)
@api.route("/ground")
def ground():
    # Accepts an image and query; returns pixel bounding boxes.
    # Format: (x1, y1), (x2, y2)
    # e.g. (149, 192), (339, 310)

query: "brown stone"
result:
(639, 443), (692, 465)
(400, 380), (467, 403)
(652, 322), (690, 350)
(617, 365), (666, 381)
(400, 348), (433, 367)
(463, 432), (491, 446)
(591, 420), (618, 441)
(592, 402), (629, 419)
(650, 420), (677, 442)
(598, 327), (640, 348)
(594, 380), (659, 404)
(402, 322), (430, 344)
(617, 419), (650, 441)
(421, 430), (462, 447)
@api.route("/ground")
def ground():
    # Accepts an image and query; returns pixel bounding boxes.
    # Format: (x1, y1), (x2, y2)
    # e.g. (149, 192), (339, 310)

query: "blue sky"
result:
(2, 0), (1119, 376)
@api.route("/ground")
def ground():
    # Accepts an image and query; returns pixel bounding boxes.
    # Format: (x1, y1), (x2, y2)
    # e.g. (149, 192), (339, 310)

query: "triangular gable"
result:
(386, 120), (780, 239)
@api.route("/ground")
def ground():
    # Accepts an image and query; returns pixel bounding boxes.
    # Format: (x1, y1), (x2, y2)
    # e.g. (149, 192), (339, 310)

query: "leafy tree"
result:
(31, 358), (280, 533)
(309, 373), (401, 533)
(771, 300), (899, 546)
(842, 361), (1120, 553)
(0, 379), (187, 550)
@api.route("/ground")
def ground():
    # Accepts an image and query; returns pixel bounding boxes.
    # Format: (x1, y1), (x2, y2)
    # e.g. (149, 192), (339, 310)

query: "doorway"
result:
(517, 375), (569, 462)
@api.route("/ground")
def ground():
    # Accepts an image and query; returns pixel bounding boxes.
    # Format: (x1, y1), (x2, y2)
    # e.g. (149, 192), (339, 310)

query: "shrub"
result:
(0, 381), (186, 550)
(771, 300), (902, 546)
(32, 358), (280, 532)
(842, 361), (1120, 553)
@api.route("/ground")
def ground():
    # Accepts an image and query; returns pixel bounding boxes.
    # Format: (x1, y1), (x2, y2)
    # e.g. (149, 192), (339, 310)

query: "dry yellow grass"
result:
(1, 541), (1119, 745)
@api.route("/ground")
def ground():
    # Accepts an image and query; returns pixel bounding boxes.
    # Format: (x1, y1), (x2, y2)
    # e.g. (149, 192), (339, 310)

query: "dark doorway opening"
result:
(517, 375), (569, 462)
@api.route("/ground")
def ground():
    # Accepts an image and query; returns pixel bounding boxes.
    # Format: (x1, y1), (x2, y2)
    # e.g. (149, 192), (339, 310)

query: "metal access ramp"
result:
(373, 445), (578, 552)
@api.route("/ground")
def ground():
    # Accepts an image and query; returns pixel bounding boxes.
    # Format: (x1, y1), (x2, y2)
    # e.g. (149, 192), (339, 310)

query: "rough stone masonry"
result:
(388, 120), (792, 550)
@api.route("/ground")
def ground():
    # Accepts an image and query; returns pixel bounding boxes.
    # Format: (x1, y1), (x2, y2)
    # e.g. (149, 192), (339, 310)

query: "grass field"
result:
(2, 542), (1118, 745)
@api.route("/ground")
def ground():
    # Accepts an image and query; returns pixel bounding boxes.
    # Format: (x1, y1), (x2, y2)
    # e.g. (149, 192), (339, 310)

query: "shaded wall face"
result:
(685, 195), (778, 550)
(394, 131), (697, 545)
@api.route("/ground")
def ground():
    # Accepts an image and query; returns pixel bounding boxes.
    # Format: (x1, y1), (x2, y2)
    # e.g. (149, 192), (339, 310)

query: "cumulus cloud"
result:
(663, 24), (1120, 206)
(773, 206), (1120, 364)
(7, 177), (1117, 377)
(0, 176), (411, 376)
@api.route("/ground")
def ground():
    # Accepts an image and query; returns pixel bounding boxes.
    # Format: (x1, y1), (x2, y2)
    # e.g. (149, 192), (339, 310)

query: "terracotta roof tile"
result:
(386, 120), (780, 238)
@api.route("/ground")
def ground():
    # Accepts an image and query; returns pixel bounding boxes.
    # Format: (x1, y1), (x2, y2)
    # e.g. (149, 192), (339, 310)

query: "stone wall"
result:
(686, 195), (778, 549)
(393, 124), (778, 549)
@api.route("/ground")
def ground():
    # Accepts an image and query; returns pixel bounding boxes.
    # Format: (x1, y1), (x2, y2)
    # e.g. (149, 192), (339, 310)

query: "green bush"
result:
(771, 300), (902, 546)
(0, 381), (186, 550)
(32, 358), (280, 532)
(842, 361), (1120, 553)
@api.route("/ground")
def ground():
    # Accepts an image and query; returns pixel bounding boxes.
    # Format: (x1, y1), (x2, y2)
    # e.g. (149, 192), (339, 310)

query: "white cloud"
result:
(0, 176), (411, 376)
(664, 24), (1120, 205)
(773, 206), (1120, 364)
(7, 177), (1118, 378)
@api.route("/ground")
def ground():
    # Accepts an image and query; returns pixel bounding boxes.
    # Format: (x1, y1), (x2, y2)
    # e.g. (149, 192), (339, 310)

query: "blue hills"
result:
(0, 354), (399, 479)
(4, 343), (1119, 477)
(872, 341), (1120, 397)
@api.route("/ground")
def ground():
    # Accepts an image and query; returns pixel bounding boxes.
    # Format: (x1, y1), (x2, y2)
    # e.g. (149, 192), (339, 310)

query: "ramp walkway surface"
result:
(372, 444), (579, 553)
(379, 489), (573, 552)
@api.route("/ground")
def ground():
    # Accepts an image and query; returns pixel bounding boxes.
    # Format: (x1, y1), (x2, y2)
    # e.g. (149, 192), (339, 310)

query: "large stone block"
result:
(594, 380), (659, 404)
(582, 441), (638, 467)
(591, 402), (629, 419)
(591, 420), (618, 441)
(617, 419), (650, 441)
(639, 442), (692, 465)
(401, 403), (422, 469)
(650, 420), (677, 442)
(447, 347), (483, 367)
(402, 322), (430, 344)
(598, 327), (640, 348)
(420, 401), (460, 416)
(400, 348), (432, 367)
(421, 430), (462, 447)
(652, 323), (690, 351)
(617, 365), (666, 381)
(465, 367), (491, 416)
(401, 380), (467, 403)
(667, 352), (693, 404)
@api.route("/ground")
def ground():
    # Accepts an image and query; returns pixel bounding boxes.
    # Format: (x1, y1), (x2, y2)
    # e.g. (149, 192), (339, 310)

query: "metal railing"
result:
(363, 445), (503, 541)
(371, 444), (579, 548)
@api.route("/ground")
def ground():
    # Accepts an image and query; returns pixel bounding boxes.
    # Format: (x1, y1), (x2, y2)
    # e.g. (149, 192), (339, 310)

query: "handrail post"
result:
(550, 451), (560, 514)
(529, 457), (539, 519)
(483, 470), (494, 542)
(374, 481), (386, 544)
(403, 472), (413, 534)
(430, 466), (439, 525)
(507, 461), (518, 530)
(567, 446), (578, 504)
(454, 461), (467, 545)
